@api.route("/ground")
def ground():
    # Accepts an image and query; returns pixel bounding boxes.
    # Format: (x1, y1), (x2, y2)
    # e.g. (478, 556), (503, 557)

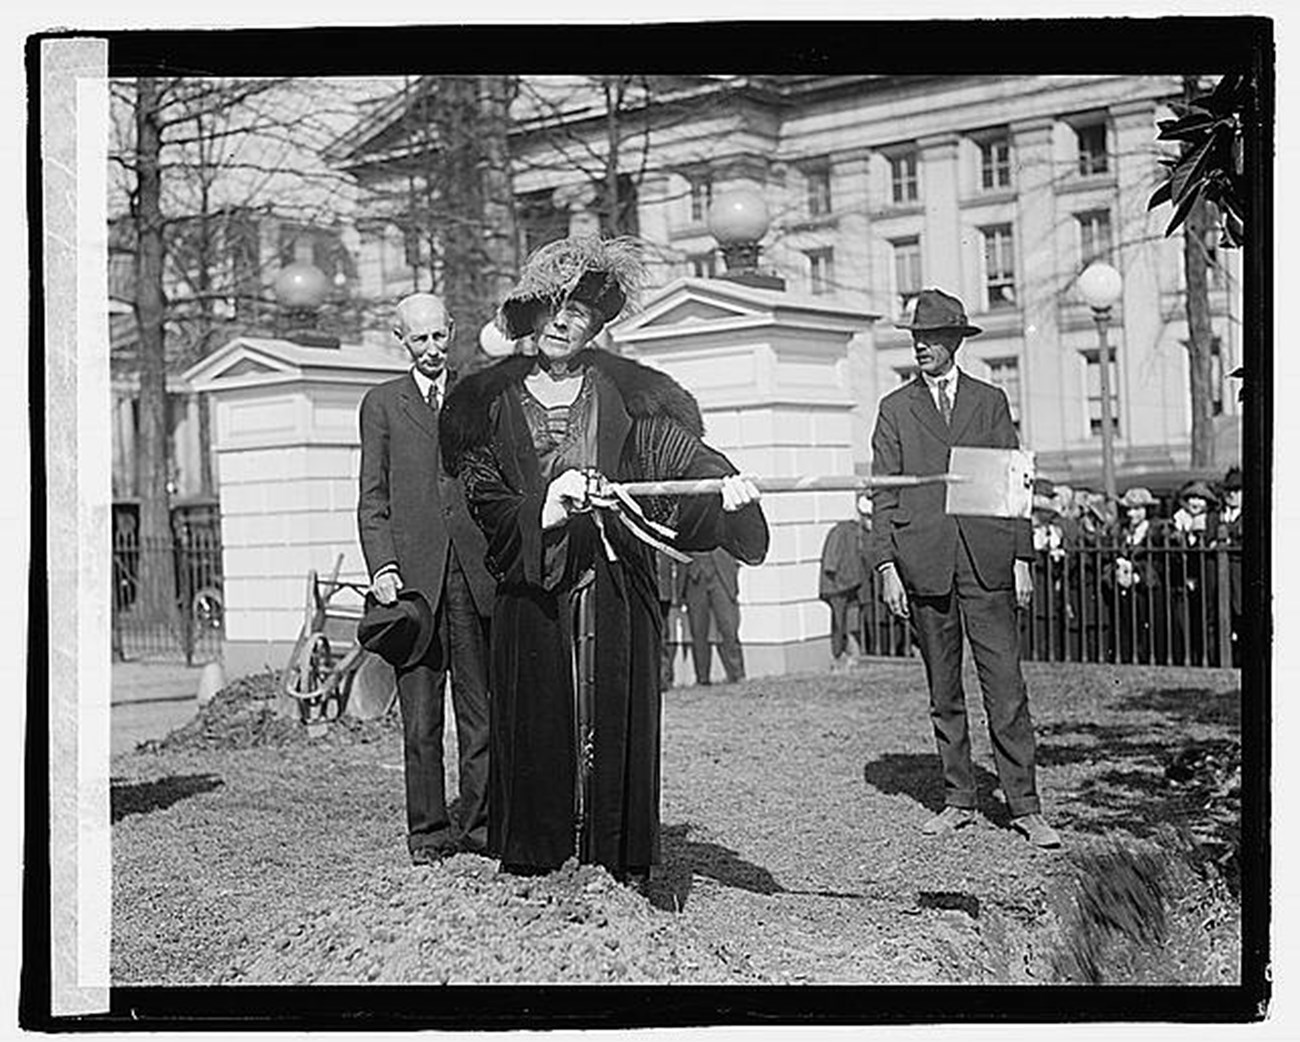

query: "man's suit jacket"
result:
(357, 372), (496, 619)
(678, 547), (740, 602)
(871, 372), (1032, 596)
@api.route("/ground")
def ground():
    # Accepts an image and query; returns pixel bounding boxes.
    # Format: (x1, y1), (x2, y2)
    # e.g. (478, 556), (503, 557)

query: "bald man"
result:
(358, 294), (497, 864)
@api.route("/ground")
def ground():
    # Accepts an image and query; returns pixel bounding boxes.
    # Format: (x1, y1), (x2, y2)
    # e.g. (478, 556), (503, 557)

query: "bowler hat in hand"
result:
(357, 588), (435, 670)
(894, 288), (982, 338)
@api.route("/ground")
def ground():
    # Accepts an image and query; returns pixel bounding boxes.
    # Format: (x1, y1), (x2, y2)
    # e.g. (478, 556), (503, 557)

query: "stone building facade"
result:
(338, 73), (1242, 484)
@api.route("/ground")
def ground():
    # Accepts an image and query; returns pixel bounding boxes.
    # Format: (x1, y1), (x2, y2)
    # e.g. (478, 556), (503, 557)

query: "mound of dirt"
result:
(139, 672), (399, 754)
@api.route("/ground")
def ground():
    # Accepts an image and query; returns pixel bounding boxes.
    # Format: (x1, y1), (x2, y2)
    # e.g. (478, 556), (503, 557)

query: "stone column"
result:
(918, 133), (962, 292)
(613, 277), (876, 679)
(185, 337), (408, 678)
(1112, 98), (1179, 455)
(1011, 116), (1061, 454)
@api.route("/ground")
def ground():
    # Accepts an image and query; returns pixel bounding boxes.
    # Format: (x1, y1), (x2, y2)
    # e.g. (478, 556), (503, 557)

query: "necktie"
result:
(937, 379), (953, 426)
(426, 383), (440, 414)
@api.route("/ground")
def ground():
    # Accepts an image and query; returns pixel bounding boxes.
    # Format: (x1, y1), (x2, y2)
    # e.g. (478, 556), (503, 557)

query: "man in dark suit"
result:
(680, 548), (746, 686)
(357, 293), (497, 864)
(871, 288), (1059, 849)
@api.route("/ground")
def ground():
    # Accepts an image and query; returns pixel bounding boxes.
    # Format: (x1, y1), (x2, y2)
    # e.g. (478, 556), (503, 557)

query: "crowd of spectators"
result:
(819, 466), (1244, 670)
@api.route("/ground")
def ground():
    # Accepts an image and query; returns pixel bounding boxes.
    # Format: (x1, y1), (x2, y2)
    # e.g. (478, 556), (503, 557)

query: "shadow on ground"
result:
(860, 752), (1010, 826)
(653, 822), (786, 912)
(111, 773), (224, 823)
(1029, 683), (1241, 842)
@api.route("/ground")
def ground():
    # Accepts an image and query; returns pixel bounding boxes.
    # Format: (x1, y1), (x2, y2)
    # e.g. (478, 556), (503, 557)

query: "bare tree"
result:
(337, 76), (520, 372)
(111, 76), (385, 625)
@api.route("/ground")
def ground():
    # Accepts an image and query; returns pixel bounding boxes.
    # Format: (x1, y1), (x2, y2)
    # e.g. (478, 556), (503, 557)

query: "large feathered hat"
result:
(498, 235), (647, 341)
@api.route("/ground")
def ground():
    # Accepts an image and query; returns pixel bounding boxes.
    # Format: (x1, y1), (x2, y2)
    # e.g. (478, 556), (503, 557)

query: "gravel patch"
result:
(112, 660), (1243, 987)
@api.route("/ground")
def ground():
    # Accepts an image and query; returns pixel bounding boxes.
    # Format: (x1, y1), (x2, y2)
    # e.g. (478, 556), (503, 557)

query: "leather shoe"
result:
(919, 806), (976, 835)
(1011, 813), (1062, 848)
(410, 846), (446, 866)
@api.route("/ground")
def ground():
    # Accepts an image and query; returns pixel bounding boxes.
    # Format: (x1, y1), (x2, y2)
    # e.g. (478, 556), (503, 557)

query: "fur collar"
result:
(439, 350), (704, 475)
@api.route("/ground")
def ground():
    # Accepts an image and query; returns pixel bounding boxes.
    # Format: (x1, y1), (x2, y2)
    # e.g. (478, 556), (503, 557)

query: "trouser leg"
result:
(828, 595), (849, 658)
(710, 584), (745, 682)
(909, 582), (976, 810)
(684, 582), (713, 684)
(954, 537), (1041, 817)
(396, 652), (452, 852)
(444, 550), (492, 850)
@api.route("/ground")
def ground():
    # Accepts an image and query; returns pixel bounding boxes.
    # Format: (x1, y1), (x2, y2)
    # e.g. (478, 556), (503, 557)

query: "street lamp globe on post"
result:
(707, 189), (785, 291)
(1078, 261), (1123, 505)
(273, 261), (338, 348)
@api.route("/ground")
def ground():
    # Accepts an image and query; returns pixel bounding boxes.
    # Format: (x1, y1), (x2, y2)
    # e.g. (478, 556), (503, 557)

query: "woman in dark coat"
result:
(440, 236), (768, 885)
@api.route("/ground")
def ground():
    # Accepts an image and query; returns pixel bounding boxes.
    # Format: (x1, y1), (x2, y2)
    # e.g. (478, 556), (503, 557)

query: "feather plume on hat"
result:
(499, 235), (647, 341)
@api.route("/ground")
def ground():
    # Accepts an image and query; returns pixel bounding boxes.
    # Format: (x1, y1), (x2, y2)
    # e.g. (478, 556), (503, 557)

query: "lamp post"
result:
(707, 188), (785, 291)
(1078, 261), (1123, 503)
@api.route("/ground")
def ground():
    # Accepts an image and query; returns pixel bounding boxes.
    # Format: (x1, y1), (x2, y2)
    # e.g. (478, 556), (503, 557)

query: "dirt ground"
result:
(110, 659), (1243, 990)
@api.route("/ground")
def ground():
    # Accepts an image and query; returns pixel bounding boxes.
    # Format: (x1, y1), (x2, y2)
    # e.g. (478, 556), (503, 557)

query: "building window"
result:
(1077, 209), (1113, 268)
(891, 236), (923, 319)
(1076, 121), (1109, 176)
(890, 151), (919, 205)
(805, 247), (835, 295)
(895, 365), (919, 384)
(986, 356), (1022, 431)
(689, 174), (712, 224)
(981, 224), (1017, 310)
(980, 136), (1012, 190)
(689, 251), (716, 279)
(806, 161), (832, 217)
(1082, 349), (1120, 436)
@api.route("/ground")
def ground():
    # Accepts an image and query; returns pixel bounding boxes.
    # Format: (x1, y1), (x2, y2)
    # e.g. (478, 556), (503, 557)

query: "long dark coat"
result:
(441, 352), (768, 874)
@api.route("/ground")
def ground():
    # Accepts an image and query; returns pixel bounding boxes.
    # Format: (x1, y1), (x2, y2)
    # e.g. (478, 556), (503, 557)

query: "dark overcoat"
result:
(356, 371), (496, 618)
(870, 373), (1032, 595)
(441, 351), (768, 873)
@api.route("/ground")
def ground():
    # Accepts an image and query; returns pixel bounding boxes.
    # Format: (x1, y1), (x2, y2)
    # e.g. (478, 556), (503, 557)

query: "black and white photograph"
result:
(19, 11), (1280, 1033)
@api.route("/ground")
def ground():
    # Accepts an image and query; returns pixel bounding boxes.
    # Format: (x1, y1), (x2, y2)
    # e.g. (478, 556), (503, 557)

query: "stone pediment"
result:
(184, 336), (407, 392)
(614, 276), (879, 346)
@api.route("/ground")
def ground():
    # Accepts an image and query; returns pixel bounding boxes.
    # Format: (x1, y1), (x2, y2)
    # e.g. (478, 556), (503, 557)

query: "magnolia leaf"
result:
(1148, 181), (1173, 210)
(1164, 187), (1202, 238)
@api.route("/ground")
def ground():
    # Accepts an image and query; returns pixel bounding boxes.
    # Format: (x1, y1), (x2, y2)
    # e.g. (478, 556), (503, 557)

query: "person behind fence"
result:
(439, 235), (768, 888)
(356, 293), (497, 866)
(1107, 485), (1167, 665)
(1219, 466), (1242, 665)
(1030, 479), (1066, 661)
(819, 494), (872, 670)
(681, 547), (748, 686)
(1170, 478), (1221, 666)
(870, 287), (1060, 849)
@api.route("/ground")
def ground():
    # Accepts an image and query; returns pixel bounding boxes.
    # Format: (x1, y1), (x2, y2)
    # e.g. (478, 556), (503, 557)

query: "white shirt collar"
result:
(921, 367), (959, 391)
(410, 367), (447, 400)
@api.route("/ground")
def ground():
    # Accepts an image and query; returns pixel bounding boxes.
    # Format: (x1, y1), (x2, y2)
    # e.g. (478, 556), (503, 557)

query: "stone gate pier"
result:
(613, 277), (877, 679)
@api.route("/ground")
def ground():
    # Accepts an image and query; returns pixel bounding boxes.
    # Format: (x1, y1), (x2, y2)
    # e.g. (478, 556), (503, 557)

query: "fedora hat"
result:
(894, 288), (982, 338)
(1120, 486), (1158, 508)
(357, 588), (435, 670)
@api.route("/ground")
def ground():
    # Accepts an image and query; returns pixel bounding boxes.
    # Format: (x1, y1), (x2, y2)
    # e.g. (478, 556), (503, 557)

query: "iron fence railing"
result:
(112, 529), (224, 665)
(852, 540), (1241, 669)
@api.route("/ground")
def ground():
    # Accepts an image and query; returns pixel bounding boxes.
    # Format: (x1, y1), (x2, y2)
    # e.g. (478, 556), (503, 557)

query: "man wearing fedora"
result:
(870, 287), (1060, 849)
(357, 293), (497, 864)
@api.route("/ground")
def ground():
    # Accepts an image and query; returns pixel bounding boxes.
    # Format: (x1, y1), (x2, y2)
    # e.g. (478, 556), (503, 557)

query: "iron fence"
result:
(112, 528), (224, 664)
(853, 540), (1241, 669)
